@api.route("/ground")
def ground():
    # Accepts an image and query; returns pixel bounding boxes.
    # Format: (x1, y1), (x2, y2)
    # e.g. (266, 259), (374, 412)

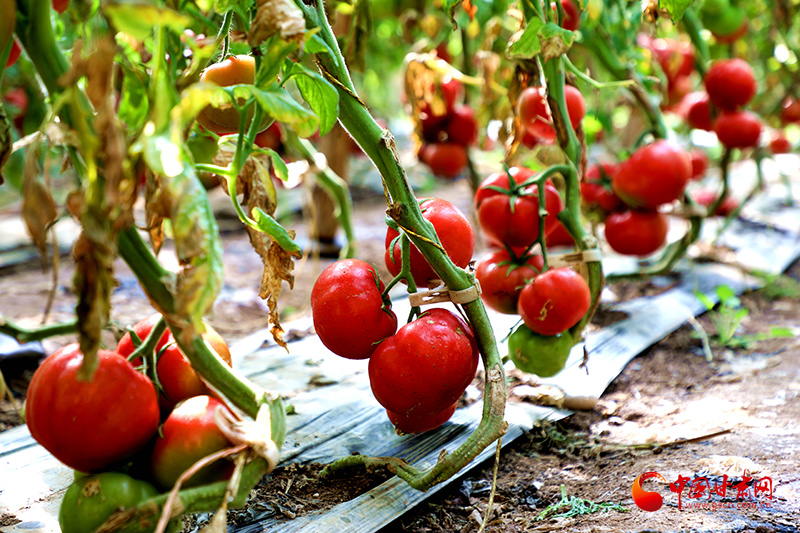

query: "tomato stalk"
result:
(681, 8), (709, 76)
(125, 315), (167, 392)
(0, 317), (77, 343)
(296, 0), (507, 491)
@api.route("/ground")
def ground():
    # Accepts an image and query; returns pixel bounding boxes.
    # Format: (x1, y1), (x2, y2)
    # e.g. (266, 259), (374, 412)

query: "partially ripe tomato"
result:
(6, 39), (21, 68)
(713, 110), (761, 149)
(781, 97), (800, 123)
(426, 142), (468, 179)
(446, 105), (478, 146)
(385, 197), (474, 287)
(612, 140), (691, 209)
(551, 0), (581, 31)
(255, 121), (283, 150)
(707, 8), (747, 43)
(475, 250), (544, 314)
(508, 325), (574, 377)
(197, 55), (266, 135)
(475, 167), (564, 249)
(517, 267), (591, 336)
(682, 92), (713, 131)
(705, 59), (757, 111)
(604, 210), (668, 256)
(311, 259), (398, 360)
(386, 401), (457, 435)
(368, 308), (479, 417)
(26, 344), (160, 473)
(151, 396), (234, 490)
(690, 149), (709, 180)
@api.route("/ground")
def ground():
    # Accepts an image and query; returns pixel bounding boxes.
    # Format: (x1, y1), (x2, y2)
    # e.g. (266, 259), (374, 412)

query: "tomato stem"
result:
(0, 317), (77, 343)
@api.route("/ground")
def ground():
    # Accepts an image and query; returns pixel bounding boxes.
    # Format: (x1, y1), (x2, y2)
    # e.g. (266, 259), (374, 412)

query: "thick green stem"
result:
(681, 9), (709, 76)
(297, 0), (507, 491)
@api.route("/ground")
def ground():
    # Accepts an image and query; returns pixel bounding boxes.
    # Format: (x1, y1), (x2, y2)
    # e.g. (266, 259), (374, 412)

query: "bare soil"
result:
(1, 175), (799, 533)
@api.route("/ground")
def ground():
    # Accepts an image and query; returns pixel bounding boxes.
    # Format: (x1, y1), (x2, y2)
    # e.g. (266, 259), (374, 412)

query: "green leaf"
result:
(695, 291), (714, 311)
(258, 36), (301, 87)
(767, 326), (795, 339)
(288, 64), (339, 136)
(266, 149), (289, 182)
(715, 285), (738, 306)
(253, 86), (319, 138)
(539, 21), (575, 61)
(306, 33), (332, 55)
(659, 0), (692, 20)
(508, 18), (544, 59)
(104, 3), (192, 41)
(251, 207), (302, 256)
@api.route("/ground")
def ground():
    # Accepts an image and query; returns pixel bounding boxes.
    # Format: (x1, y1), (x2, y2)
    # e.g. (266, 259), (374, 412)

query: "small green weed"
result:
(752, 271), (800, 300)
(696, 285), (794, 349)
(536, 484), (628, 521)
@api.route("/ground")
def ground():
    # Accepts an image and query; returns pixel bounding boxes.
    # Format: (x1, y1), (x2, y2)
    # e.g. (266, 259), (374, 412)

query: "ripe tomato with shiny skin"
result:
(475, 250), (544, 314)
(517, 268), (591, 336)
(604, 210), (669, 256)
(612, 140), (691, 209)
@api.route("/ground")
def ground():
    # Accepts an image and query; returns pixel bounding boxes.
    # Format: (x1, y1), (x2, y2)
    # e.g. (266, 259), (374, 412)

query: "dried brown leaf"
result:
(262, 239), (296, 350)
(85, 37), (117, 109)
(0, 102), (11, 185)
(249, 0), (306, 47)
(21, 144), (58, 257)
(95, 107), (136, 233)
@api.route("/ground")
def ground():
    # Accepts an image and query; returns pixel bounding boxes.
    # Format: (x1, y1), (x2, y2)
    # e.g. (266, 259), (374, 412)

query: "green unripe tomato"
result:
(59, 473), (159, 533)
(702, 6), (745, 37)
(699, 0), (729, 15)
(508, 324), (574, 377)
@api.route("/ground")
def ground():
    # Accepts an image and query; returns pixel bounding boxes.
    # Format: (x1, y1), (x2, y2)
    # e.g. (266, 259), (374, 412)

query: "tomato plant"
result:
(26, 344), (160, 473)
(517, 268), (591, 336)
(475, 250), (544, 314)
(581, 162), (622, 213)
(368, 308), (479, 417)
(604, 210), (669, 256)
(59, 473), (165, 533)
(475, 167), (563, 248)
(197, 55), (267, 135)
(151, 395), (234, 490)
(612, 140), (692, 209)
(311, 259), (398, 360)
(385, 197), (474, 286)
(508, 324), (574, 377)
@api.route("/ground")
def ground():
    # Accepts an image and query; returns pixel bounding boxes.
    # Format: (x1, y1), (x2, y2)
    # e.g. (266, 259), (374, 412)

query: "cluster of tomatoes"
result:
(415, 76), (478, 179)
(472, 166), (590, 377)
(25, 315), (237, 532)
(312, 198), (481, 434)
(516, 83), (586, 149)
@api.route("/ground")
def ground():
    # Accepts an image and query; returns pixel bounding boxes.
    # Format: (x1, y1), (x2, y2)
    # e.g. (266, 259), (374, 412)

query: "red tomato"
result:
(517, 267), (591, 336)
(426, 142), (468, 179)
(475, 250), (544, 314)
(446, 105), (478, 146)
(665, 76), (693, 110)
(690, 149), (709, 180)
(6, 39), (21, 68)
(705, 59), (757, 111)
(769, 133), (792, 154)
(475, 167), (564, 249)
(197, 55), (264, 134)
(385, 197), (475, 287)
(545, 221), (575, 248)
(713, 110), (762, 149)
(420, 76), (462, 119)
(612, 140), (691, 209)
(52, 0), (69, 13)
(26, 344), (160, 473)
(682, 92), (713, 131)
(604, 210), (668, 256)
(311, 259), (398, 360)
(368, 308), (479, 417)
(551, 0), (581, 31)
(650, 38), (695, 83)
(781, 97), (800, 123)
(581, 162), (622, 212)
(150, 396), (234, 490)
(518, 86), (555, 142)
(691, 189), (740, 216)
(116, 314), (233, 411)
(386, 401), (457, 435)
(564, 85), (586, 130)
(254, 122), (283, 150)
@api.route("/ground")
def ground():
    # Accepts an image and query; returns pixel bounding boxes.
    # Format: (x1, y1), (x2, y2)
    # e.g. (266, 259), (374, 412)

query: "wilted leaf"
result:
(252, 208), (301, 257)
(21, 144), (57, 257)
(249, 0), (306, 47)
(262, 238), (297, 350)
(539, 22), (575, 61)
(0, 103), (11, 185)
(84, 36), (117, 108)
(104, 3), (192, 41)
(289, 64), (339, 136)
(507, 18), (544, 59)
